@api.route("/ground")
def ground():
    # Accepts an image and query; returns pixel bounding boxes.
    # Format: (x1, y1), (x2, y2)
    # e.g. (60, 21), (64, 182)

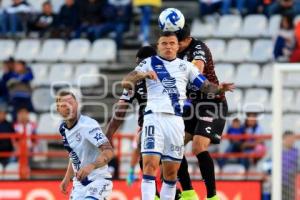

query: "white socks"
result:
(160, 180), (177, 200)
(141, 175), (156, 200)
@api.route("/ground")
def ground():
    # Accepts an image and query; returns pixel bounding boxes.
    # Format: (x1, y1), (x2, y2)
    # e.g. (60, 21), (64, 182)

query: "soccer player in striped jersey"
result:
(57, 91), (114, 200)
(122, 31), (234, 200)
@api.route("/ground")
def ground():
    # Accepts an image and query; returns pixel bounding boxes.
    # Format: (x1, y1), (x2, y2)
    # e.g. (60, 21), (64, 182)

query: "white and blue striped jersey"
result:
(59, 115), (111, 186)
(135, 56), (207, 116)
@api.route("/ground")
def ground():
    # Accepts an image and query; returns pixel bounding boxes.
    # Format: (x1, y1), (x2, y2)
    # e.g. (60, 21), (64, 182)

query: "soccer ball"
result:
(158, 8), (185, 32)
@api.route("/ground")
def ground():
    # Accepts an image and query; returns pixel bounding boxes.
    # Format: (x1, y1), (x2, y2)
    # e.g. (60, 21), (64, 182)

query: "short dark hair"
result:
(159, 31), (178, 38)
(56, 90), (76, 102)
(283, 130), (294, 137)
(136, 46), (156, 60)
(175, 24), (191, 41)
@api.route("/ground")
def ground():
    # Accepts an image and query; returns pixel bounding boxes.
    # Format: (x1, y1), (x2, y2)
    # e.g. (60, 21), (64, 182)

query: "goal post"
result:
(272, 63), (300, 200)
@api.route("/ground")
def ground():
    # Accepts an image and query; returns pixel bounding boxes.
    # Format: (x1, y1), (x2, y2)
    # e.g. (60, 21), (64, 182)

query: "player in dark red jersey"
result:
(176, 25), (229, 200)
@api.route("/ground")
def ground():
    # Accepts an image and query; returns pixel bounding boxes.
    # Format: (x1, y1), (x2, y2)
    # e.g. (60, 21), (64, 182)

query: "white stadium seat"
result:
(27, 0), (44, 12)
(264, 15), (281, 37)
(62, 39), (91, 62)
(191, 18), (214, 38)
(248, 39), (273, 63)
(283, 114), (300, 133)
(48, 63), (73, 85)
(30, 63), (49, 86)
(37, 39), (65, 62)
(284, 72), (300, 88)
(0, 40), (15, 61)
(258, 64), (273, 87)
(259, 114), (273, 134)
(294, 91), (300, 112)
(268, 89), (294, 112)
(225, 88), (243, 112)
(222, 163), (246, 180)
(86, 39), (117, 62)
(37, 113), (62, 134)
(239, 14), (268, 38)
(215, 63), (235, 82)
(223, 39), (251, 62)
(15, 39), (41, 61)
(213, 15), (242, 38)
(243, 89), (269, 113)
(74, 63), (100, 87)
(204, 39), (226, 62)
(32, 88), (55, 112)
(235, 63), (260, 87)
(51, 0), (65, 13)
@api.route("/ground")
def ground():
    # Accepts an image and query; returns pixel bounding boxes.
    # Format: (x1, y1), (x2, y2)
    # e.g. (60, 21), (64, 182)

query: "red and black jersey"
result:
(178, 38), (225, 101)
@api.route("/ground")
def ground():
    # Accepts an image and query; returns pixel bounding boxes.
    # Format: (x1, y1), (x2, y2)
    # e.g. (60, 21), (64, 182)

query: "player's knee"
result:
(143, 161), (158, 175)
(192, 143), (208, 155)
(163, 169), (177, 180)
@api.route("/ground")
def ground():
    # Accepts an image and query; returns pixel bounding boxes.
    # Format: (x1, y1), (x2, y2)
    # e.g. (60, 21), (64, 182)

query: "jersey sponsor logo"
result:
(75, 131), (82, 142)
(193, 50), (205, 56)
(179, 63), (186, 71)
(194, 55), (206, 62)
(155, 65), (164, 69)
(89, 127), (101, 134)
(170, 144), (183, 154)
(205, 127), (212, 134)
(161, 77), (176, 88)
(200, 116), (213, 122)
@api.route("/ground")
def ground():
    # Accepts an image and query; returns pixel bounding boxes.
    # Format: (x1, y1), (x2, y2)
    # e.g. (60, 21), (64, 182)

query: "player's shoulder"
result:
(58, 122), (66, 134)
(79, 115), (99, 127)
(136, 56), (153, 69)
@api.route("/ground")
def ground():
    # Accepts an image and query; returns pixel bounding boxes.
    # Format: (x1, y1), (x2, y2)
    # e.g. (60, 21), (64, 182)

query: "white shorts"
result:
(71, 178), (112, 200)
(141, 113), (184, 161)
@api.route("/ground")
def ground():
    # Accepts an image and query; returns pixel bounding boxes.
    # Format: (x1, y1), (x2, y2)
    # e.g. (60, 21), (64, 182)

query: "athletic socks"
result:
(160, 179), (177, 200)
(196, 151), (216, 198)
(142, 175), (156, 200)
(178, 155), (193, 191)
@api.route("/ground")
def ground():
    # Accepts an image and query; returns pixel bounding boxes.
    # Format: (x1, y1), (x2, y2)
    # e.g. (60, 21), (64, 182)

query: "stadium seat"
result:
(1, 0), (11, 7)
(30, 63), (49, 86)
(3, 162), (19, 180)
(48, 63), (73, 85)
(260, 114), (273, 134)
(15, 39), (41, 61)
(283, 114), (300, 133)
(204, 39), (226, 62)
(118, 113), (138, 134)
(243, 89), (269, 113)
(27, 0), (44, 12)
(0, 40), (15, 61)
(258, 64), (273, 87)
(239, 14), (268, 38)
(284, 72), (300, 88)
(225, 88), (243, 112)
(191, 18), (214, 38)
(213, 15), (242, 38)
(264, 15), (281, 37)
(74, 63), (100, 87)
(215, 63), (235, 82)
(294, 91), (300, 112)
(223, 39), (251, 62)
(62, 39), (91, 62)
(37, 113), (61, 134)
(222, 163), (246, 180)
(37, 39), (65, 62)
(86, 39), (117, 62)
(32, 88), (55, 112)
(268, 89), (294, 112)
(234, 63), (260, 87)
(248, 39), (273, 63)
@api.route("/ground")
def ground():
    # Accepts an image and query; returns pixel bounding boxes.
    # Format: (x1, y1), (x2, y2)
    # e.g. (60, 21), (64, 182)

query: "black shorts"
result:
(183, 99), (228, 144)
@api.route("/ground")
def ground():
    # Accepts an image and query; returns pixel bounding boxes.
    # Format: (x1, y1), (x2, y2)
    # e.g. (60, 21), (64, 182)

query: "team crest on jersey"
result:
(144, 137), (155, 149)
(162, 77), (176, 87)
(195, 44), (202, 49)
(179, 63), (186, 71)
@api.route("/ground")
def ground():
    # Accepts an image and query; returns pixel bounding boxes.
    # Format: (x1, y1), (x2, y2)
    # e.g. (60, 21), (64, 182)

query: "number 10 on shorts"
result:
(144, 125), (155, 150)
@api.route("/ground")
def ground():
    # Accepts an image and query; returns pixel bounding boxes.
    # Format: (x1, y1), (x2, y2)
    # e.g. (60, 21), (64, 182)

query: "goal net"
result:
(272, 63), (300, 200)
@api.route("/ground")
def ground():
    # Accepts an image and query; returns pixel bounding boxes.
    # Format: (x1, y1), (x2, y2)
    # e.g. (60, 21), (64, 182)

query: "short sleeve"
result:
(85, 122), (108, 147)
(134, 58), (149, 73)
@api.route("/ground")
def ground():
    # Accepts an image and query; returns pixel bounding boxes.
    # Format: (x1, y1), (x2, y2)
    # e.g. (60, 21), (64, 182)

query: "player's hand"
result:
(59, 178), (70, 195)
(144, 71), (157, 80)
(76, 163), (95, 181)
(219, 82), (235, 92)
(126, 167), (136, 186)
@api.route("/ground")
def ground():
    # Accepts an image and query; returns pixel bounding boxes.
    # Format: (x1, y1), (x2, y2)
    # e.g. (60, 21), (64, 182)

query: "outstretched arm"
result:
(122, 70), (157, 90)
(200, 80), (235, 94)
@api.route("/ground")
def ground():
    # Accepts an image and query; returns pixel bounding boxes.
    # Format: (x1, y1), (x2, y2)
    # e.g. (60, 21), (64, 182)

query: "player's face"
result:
(56, 95), (78, 120)
(157, 35), (179, 60)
